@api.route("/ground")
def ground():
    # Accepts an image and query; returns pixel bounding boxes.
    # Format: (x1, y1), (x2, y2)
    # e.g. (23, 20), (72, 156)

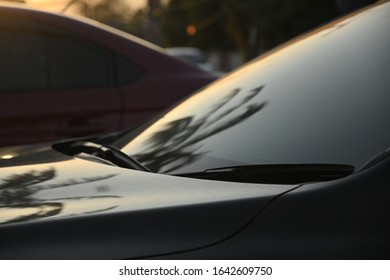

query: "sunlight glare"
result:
(26, 0), (147, 12)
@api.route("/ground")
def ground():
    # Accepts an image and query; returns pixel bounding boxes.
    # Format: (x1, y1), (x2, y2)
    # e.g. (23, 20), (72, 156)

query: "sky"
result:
(26, 0), (147, 12)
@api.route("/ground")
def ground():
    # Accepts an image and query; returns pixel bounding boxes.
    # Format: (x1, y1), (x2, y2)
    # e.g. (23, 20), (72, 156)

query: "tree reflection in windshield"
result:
(133, 85), (268, 173)
(0, 168), (118, 224)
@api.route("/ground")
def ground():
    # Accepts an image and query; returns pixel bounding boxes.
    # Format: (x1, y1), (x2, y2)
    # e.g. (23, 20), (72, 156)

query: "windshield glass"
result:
(120, 3), (390, 174)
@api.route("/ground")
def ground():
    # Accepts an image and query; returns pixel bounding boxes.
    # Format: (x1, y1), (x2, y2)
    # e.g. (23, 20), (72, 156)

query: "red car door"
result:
(0, 88), (122, 147)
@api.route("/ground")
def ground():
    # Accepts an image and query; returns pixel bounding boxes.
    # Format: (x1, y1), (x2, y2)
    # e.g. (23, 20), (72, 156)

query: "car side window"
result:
(115, 54), (144, 85)
(0, 22), (112, 91)
(0, 30), (47, 91)
(46, 34), (113, 88)
(0, 17), (143, 92)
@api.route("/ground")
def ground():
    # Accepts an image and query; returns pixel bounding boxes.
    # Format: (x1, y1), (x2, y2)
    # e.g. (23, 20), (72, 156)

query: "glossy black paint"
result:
(0, 1), (389, 259)
(158, 156), (390, 259)
(0, 150), (295, 259)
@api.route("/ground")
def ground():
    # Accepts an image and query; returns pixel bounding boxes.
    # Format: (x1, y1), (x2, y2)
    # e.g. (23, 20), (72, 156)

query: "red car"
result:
(0, 4), (217, 147)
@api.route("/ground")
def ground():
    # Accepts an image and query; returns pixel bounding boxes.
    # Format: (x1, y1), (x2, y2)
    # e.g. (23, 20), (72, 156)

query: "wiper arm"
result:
(176, 164), (354, 184)
(64, 141), (151, 172)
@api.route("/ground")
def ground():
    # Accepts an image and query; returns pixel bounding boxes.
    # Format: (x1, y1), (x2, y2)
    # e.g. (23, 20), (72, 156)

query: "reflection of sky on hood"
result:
(0, 159), (120, 223)
(0, 157), (295, 225)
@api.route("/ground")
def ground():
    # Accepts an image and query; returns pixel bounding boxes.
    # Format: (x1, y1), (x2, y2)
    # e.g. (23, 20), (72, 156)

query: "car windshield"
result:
(119, 3), (390, 175)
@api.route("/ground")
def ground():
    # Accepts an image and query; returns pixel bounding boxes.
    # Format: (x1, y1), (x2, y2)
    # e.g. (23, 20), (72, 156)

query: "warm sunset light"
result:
(186, 24), (197, 36)
(1, 154), (14, 159)
(25, 0), (147, 12)
(27, 0), (69, 11)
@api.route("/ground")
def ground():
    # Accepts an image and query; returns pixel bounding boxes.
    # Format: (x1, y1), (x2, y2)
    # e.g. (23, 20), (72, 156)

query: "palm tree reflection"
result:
(1, 168), (55, 205)
(134, 85), (268, 173)
(0, 168), (118, 224)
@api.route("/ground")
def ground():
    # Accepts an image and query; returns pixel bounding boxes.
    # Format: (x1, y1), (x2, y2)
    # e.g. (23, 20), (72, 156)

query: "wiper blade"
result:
(64, 141), (151, 172)
(176, 164), (354, 184)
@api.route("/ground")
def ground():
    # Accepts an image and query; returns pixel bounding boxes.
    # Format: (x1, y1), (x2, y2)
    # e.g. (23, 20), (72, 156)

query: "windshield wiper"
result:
(60, 141), (151, 172)
(175, 164), (354, 184)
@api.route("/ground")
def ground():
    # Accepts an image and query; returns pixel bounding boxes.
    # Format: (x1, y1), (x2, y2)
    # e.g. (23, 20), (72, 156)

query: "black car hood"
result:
(0, 145), (297, 259)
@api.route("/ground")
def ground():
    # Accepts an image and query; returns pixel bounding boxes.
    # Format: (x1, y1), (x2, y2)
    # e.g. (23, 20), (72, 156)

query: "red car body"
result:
(0, 4), (217, 147)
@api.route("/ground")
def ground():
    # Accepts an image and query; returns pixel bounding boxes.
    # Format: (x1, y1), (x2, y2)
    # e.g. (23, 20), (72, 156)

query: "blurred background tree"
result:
(63, 0), (377, 68)
(161, 0), (337, 61)
(64, 0), (134, 32)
